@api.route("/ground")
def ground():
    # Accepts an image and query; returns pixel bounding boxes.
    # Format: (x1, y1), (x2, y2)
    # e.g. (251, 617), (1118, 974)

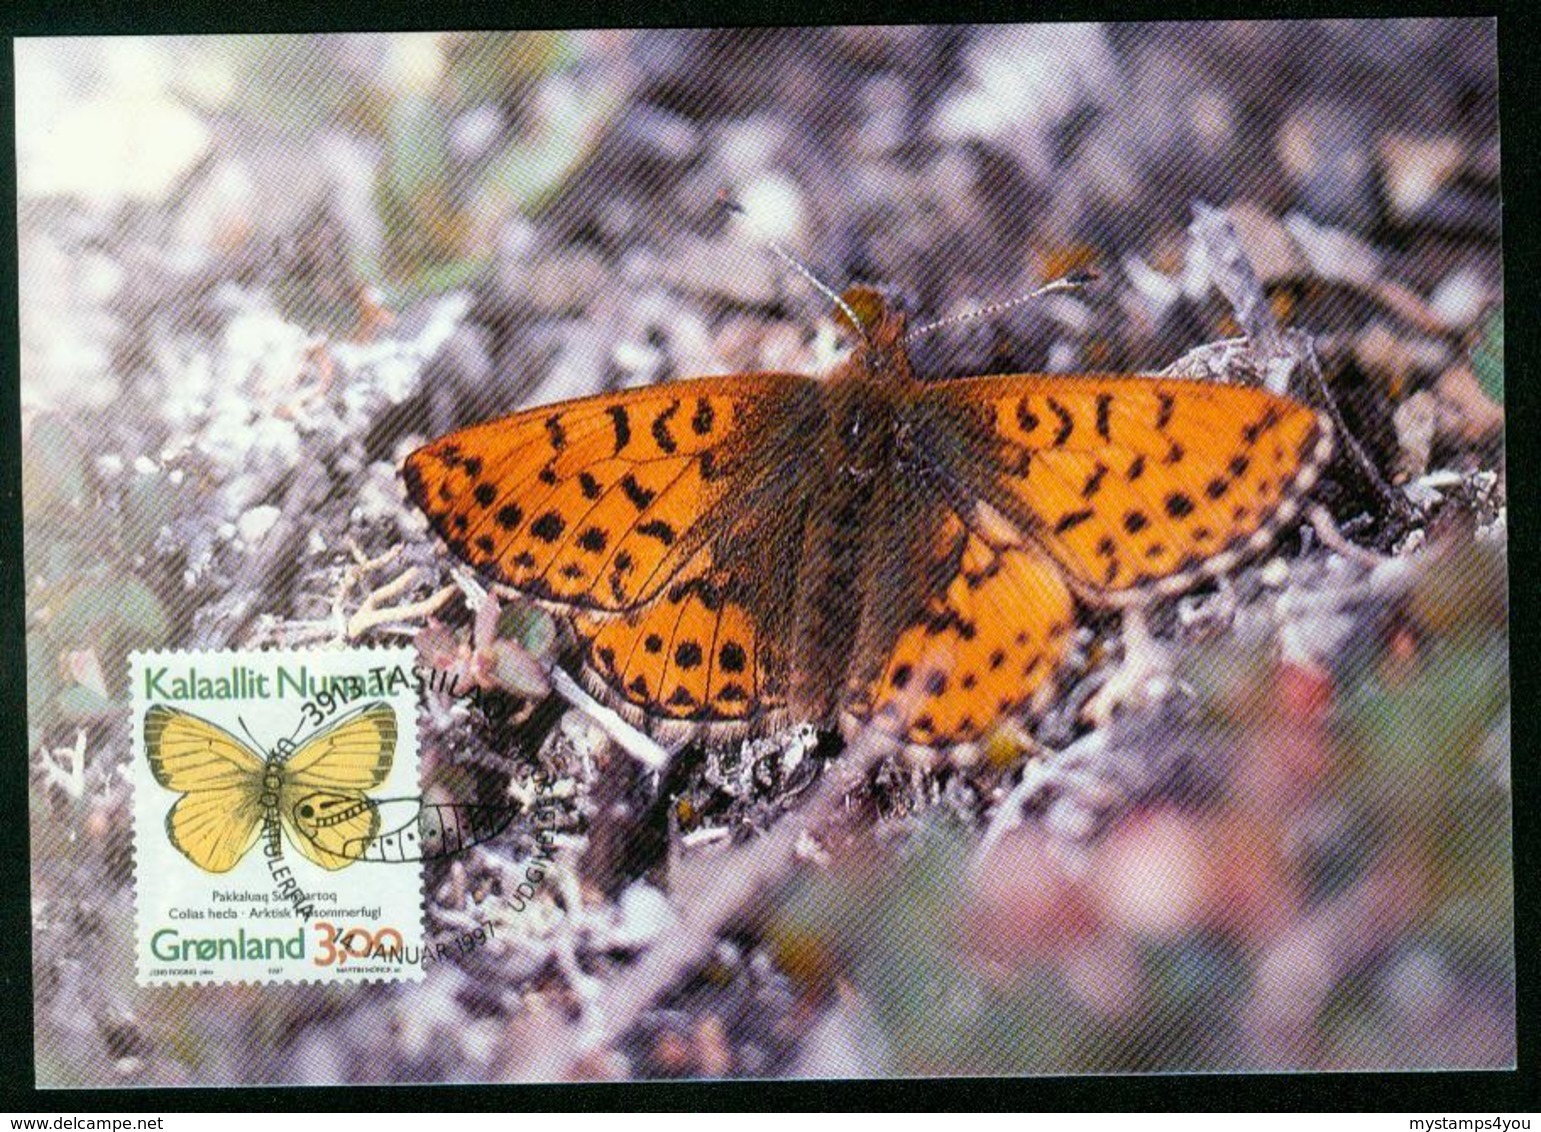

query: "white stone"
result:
(236, 505), (281, 545)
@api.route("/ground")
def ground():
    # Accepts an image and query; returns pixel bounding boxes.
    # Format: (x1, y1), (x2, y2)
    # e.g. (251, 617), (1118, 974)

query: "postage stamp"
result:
(130, 647), (425, 985)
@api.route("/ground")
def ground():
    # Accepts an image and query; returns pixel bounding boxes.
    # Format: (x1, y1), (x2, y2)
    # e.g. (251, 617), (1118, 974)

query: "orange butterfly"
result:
(403, 286), (1332, 761)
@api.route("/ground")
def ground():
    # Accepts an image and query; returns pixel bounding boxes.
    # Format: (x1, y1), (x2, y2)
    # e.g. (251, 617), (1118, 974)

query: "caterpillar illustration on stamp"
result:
(290, 793), (518, 863)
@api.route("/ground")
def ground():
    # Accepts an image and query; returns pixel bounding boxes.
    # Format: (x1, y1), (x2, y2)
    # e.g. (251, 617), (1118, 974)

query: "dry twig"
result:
(511, 724), (892, 1080)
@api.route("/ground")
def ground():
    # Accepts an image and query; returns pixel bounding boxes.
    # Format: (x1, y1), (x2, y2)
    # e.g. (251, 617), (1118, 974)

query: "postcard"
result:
(18, 21), (1509, 1085)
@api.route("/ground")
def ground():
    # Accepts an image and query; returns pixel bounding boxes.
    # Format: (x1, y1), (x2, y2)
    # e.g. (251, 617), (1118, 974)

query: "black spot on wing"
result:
(620, 473), (655, 511)
(1054, 508), (1094, 534)
(607, 406), (631, 454)
(545, 414), (567, 450)
(1242, 405), (1283, 445)
(1015, 398), (1040, 434)
(637, 519), (676, 546)
(1048, 398), (1074, 446)
(1082, 462), (1108, 498)
(530, 512), (565, 542)
(652, 402), (680, 454)
(401, 460), (426, 501)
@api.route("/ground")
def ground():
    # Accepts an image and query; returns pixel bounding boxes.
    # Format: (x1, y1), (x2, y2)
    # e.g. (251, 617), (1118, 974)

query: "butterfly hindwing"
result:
(144, 704), (268, 873)
(924, 375), (1332, 600)
(842, 518), (1075, 751)
(403, 374), (819, 612)
(165, 788), (269, 875)
(282, 790), (382, 870)
(574, 555), (789, 737)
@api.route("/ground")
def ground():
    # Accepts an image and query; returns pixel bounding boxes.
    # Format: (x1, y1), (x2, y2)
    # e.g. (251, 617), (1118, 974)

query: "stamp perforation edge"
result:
(129, 644), (427, 987)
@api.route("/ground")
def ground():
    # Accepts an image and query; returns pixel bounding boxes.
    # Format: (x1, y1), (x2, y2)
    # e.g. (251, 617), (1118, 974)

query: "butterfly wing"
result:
(143, 705), (268, 873)
(839, 375), (1331, 755)
(278, 702), (395, 870)
(840, 514), (1075, 754)
(916, 375), (1333, 602)
(402, 374), (822, 613)
(573, 551), (792, 741)
(285, 791), (383, 869)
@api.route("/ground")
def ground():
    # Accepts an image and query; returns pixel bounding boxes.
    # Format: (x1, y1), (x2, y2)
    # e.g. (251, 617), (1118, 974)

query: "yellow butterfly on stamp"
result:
(143, 702), (396, 872)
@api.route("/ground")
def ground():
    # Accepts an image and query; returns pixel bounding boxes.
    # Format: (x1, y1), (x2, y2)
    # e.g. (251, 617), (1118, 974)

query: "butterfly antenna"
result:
(237, 717), (267, 755)
(904, 271), (1100, 343)
(717, 191), (867, 342)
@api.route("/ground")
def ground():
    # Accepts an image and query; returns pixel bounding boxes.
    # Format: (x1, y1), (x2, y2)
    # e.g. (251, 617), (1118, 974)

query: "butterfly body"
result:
(404, 288), (1332, 759)
(144, 702), (396, 872)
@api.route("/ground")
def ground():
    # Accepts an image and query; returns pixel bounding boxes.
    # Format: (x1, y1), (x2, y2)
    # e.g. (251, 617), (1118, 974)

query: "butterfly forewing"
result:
(144, 704), (267, 790)
(144, 705), (269, 872)
(403, 374), (820, 612)
(922, 374), (1332, 600)
(281, 701), (397, 790)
